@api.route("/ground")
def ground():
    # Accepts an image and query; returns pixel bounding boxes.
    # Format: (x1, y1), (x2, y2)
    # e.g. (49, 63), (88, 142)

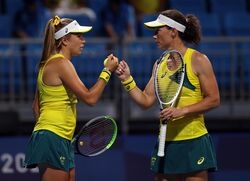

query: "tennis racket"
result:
(72, 115), (117, 157)
(154, 50), (185, 157)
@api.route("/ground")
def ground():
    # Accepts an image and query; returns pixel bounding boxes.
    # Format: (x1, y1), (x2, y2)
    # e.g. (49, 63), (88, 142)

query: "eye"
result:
(71, 33), (83, 38)
(154, 29), (160, 35)
(76, 34), (83, 38)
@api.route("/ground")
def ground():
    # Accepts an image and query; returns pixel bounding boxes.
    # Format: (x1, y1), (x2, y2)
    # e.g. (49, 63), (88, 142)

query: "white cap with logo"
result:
(144, 14), (186, 33)
(54, 20), (92, 40)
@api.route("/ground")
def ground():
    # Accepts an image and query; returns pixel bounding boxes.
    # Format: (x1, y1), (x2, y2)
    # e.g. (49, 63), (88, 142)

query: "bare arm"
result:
(185, 52), (220, 114)
(32, 89), (40, 121)
(44, 55), (118, 106)
(116, 60), (156, 109)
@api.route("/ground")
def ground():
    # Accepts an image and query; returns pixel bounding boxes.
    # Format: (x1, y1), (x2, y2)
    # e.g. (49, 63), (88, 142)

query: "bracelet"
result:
(99, 68), (111, 83)
(121, 76), (136, 92)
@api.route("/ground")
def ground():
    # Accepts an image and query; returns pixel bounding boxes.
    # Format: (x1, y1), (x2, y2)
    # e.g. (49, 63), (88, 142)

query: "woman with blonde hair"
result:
(24, 15), (118, 181)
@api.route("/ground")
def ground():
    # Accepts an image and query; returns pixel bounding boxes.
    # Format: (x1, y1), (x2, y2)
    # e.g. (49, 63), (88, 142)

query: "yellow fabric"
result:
(122, 76), (136, 92)
(99, 69), (111, 83)
(166, 48), (208, 141)
(34, 54), (77, 140)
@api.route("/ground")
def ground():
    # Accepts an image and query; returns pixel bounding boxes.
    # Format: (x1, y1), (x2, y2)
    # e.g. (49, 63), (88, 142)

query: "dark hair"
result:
(161, 9), (201, 44)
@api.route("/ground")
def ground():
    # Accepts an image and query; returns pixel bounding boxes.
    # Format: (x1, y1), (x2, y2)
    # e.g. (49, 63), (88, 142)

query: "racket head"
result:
(154, 50), (185, 108)
(73, 115), (117, 157)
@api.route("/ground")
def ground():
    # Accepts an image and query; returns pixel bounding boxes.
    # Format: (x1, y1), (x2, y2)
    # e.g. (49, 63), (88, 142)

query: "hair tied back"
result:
(53, 15), (61, 26)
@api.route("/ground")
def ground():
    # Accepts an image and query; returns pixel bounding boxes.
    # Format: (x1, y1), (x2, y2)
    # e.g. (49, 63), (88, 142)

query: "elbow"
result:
(216, 97), (220, 107)
(206, 92), (220, 109)
(82, 97), (98, 107)
(215, 98), (220, 108)
(84, 100), (97, 107)
(77, 92), (99, 107)
(87, 102), (97, 107)
(212, 96), (220, 109)
(141, 104), (151, 110)
(137, 101), (153, 110)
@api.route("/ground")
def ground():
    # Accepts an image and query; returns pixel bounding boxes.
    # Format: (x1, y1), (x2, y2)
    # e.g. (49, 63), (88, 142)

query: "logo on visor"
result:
(65, 28), (68, 33)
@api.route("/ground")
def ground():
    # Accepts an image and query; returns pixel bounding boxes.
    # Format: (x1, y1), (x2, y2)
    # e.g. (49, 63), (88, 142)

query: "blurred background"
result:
(0, 0), (250, 180)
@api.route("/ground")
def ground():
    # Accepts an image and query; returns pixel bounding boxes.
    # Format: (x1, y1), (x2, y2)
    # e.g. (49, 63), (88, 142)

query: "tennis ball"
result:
(79, 141), (84, 146)
(103, 58), (108, 66)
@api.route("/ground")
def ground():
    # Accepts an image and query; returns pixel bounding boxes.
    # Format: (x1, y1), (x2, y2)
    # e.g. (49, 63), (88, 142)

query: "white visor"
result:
(144, 14), (186, 33)
(54, 20), (92, 40)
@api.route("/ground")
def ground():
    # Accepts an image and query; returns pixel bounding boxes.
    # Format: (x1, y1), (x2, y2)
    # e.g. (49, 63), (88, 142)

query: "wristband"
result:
(99, 68), (111, 83)
(121, 76), (136, 92)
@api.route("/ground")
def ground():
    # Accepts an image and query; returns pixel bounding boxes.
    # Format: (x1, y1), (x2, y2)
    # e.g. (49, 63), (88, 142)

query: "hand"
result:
(115, 60), (131, 81)
(105, 54), (118, 72)
(159, 107), (185, 123)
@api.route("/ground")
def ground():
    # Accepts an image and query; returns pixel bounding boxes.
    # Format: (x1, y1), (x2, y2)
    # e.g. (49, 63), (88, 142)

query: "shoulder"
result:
(191, 50), (213, 75)
(46, 56), (73, 70)
(191, 49), (210, 64)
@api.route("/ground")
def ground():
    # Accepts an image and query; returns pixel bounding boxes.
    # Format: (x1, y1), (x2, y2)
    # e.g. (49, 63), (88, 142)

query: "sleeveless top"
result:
(166, 48), (208, 141)
(33, 54), (77, 140)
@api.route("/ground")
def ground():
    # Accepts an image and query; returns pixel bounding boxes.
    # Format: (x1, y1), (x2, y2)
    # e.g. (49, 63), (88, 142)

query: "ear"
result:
(171, 28), (178, 38)
(61, 36), (70, 46)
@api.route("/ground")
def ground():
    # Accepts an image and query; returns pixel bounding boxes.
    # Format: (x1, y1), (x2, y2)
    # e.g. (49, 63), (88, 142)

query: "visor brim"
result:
(144, 21), (165, 29)
(70, 26), (92, 33)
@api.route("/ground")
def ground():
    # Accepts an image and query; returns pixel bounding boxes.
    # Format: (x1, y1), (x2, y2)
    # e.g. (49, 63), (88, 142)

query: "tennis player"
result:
(23, 15), (118, 181)
(116, 9), (220, 181)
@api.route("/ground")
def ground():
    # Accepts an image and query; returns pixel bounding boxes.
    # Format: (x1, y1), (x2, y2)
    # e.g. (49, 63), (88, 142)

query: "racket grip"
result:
(157, 124), (167, 157)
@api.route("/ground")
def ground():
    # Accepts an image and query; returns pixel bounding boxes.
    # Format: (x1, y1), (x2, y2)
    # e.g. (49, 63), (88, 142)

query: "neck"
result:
(58, 49), (71, 61)
(167, 37), (187, 55)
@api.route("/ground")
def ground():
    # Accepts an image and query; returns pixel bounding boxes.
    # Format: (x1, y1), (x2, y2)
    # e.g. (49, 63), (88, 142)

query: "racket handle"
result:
(157, 124), (167, 157)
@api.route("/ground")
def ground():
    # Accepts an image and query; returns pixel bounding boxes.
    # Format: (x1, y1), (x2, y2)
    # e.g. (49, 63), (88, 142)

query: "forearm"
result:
(32, 91), (40, 121)
(126, 87), (153, 109)
(182, 95), (220, 117)
(89, 80), (107, 106)
(82, 70), (111, 106)
(121, 77), (155, 109)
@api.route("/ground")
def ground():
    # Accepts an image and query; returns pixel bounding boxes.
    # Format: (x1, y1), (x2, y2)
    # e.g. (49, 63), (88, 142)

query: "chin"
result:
(157, 44), (162, 49)
(158, 45), (164, 50)
(77, 50), (83, 55)
(73, 52), (82, 56)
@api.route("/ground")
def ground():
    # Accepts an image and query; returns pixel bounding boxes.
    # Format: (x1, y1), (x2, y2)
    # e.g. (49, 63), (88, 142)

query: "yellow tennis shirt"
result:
(34, 54), (77, 140)
(166, 48), (208, 141)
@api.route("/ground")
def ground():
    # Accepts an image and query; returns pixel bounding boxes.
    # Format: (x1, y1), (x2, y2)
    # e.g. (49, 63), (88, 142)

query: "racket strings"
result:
(155, 51), (184, 106)
(83, 119), (113, 133)
(79, 121), (114, 139)
(77, 120), (115, 155)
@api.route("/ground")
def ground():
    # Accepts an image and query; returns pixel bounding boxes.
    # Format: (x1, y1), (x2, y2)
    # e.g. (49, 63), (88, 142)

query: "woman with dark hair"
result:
(23, 15), (118, 181)
(116, 9), (220, 181)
